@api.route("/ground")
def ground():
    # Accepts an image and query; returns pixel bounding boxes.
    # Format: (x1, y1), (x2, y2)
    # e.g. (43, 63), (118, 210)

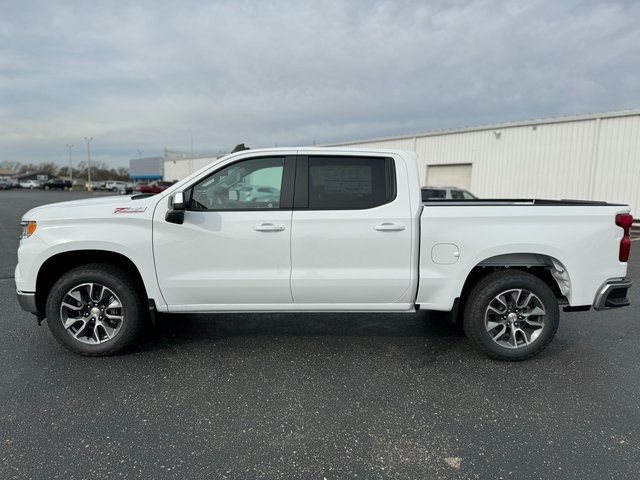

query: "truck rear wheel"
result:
(463, 270), (559, 361)
(45, 263), (145, 356)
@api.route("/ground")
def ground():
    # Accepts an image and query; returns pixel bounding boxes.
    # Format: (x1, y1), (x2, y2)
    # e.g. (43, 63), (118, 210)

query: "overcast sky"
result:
(1, 0), (639, 168)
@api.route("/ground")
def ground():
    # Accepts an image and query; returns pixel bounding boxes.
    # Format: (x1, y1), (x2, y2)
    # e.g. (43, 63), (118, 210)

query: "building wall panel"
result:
(164, 157), (217, 182)
(592, 116), (640, 213)
(328, 112), (639, 216)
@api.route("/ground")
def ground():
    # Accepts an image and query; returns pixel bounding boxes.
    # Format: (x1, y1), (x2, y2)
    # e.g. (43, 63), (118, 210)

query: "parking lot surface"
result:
(1, 189), (639, 479)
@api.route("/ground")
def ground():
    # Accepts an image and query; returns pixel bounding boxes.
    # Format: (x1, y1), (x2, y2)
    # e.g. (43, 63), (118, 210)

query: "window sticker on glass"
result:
(312, 166), (373, 195)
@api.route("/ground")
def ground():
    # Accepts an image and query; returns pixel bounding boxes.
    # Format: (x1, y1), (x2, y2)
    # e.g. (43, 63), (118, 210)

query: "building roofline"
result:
(13, 172), (52, 179)
(322, 109), (640, 146)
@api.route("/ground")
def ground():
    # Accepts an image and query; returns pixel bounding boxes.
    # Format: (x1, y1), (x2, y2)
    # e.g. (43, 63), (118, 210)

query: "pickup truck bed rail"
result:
(423, 198), (626, 206)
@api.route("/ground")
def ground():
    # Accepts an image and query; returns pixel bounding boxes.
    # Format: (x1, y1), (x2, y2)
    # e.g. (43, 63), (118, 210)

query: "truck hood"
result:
(22, 195), (158, 221)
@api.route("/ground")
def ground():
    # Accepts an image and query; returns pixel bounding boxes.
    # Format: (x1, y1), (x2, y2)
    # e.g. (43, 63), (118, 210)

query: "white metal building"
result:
(163, 150), (221, 182)
(164, 157), (215, 182)
(325, 110), (640, 216)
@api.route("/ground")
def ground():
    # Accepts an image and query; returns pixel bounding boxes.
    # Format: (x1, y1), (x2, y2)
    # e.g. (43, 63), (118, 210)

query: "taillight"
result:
(616, 213), (633, 262)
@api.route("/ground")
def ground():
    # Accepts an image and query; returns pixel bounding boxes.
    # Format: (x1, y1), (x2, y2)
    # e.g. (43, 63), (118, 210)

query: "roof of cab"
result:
(224, 146), (416, 157)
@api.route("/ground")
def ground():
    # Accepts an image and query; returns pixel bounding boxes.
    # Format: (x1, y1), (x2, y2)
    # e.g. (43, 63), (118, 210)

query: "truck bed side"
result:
(417, 203), (630, 310)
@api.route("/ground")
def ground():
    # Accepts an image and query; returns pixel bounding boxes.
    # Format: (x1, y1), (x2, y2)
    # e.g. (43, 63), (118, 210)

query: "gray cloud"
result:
(1, 0), (639, 167)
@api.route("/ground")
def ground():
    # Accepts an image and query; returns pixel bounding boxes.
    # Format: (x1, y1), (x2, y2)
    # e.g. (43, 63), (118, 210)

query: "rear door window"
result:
(307, 156), (396, 210)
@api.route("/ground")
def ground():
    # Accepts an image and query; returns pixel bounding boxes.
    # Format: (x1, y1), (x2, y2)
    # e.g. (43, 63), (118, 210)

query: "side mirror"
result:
(165, 191), (186, 224)
(171, 191), (186, 211)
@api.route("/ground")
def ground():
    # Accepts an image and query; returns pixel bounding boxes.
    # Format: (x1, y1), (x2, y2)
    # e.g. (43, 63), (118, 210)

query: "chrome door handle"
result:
(253, 223), (285, 232)
(374, 222), (405, 231)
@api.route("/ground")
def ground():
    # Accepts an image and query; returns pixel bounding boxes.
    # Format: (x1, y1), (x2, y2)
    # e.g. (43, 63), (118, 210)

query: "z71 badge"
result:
(113, 206), (147, 214)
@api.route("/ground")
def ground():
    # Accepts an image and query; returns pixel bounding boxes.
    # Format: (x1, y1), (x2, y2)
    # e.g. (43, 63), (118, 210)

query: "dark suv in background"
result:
(42, 178), (72, 190)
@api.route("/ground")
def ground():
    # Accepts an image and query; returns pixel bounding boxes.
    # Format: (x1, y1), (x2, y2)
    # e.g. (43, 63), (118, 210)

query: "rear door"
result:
(290, 154), (413, 305)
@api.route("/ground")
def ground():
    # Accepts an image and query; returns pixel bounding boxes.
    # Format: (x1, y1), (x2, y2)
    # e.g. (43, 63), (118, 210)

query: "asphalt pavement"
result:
(1, 189), (639, 479)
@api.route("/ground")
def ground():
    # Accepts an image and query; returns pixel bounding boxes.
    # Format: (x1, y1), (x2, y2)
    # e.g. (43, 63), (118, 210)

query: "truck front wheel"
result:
(45, 263), (146, 356)
(463, 270), (560, 361)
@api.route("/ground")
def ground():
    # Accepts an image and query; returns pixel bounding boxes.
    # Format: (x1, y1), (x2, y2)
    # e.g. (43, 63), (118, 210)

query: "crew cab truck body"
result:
(15, 147), (633, 359)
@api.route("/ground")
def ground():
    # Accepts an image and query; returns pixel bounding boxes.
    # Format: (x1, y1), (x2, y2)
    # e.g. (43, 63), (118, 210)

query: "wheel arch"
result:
(35, 250), (149, 320)
(455, 253), (571, 321)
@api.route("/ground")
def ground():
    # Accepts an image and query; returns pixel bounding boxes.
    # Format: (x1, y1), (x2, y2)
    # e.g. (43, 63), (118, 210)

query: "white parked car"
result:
(105, 181), (128, 193)
(19, 179), (41, 189)
(15, 148), (633, 359)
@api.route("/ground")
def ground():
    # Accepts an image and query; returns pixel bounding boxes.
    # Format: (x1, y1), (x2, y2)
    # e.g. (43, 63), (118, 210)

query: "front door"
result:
(153, 155), (295, 309)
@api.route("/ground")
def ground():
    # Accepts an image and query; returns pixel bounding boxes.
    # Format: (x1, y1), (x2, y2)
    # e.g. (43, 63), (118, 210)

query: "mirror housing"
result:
(165, 191), (186, 224)
(171, 191), (186, 211)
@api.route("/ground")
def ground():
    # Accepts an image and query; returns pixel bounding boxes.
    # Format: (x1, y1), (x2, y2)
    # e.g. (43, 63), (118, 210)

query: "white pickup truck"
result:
(15, 147), (633, 360)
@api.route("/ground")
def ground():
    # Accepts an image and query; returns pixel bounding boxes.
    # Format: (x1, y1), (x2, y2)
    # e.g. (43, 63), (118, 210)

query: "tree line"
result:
(0, 160), (129, 181)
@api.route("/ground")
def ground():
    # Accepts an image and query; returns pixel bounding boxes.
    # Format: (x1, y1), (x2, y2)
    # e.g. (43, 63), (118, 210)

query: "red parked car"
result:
(135, 181), (174, 194)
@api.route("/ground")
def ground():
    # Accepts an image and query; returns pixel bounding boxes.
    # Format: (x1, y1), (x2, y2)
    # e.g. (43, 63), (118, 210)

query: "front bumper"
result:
(593, 278), (632, 311)
(17, 290), (37, 315)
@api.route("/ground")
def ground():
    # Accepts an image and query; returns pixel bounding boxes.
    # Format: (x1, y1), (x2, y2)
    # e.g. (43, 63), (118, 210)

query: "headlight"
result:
(19, 221), (37, 239)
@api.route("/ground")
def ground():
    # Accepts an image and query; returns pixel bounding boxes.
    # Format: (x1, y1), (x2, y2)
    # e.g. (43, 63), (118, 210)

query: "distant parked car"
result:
(136, 181), (174, 194)
(421, 186), (477, 201)
(105, 181), (128, 192)
(20, 180), (41, 190)
(0, 177), (12, 190)
(42, 178), (72, 190)
(124, 182), (136, 194)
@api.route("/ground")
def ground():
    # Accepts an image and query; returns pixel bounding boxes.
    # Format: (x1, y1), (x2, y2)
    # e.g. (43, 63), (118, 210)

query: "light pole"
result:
(66, 144), (74, 188)
(84, 137), (93, 191)
(190, 134), (194, 174)
(137, 149), (144, 160)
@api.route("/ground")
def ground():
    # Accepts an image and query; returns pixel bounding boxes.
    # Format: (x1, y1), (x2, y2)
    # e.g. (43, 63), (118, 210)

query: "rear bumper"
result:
(17, 290), (37, 315)
(593, 278), (632, 311)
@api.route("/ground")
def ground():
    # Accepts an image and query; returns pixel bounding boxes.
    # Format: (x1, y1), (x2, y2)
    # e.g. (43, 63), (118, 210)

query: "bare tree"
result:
(0, 161), (21, 172)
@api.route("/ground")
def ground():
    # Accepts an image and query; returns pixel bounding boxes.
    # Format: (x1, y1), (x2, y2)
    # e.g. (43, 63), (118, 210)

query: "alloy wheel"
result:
(59, 283), (124, 344)
(484, 288), (546, 349)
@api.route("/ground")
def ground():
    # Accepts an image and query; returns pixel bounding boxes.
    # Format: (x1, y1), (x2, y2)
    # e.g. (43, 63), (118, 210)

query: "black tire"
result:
(46, 263), (146, 356)
(463, 270), (559, 361)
